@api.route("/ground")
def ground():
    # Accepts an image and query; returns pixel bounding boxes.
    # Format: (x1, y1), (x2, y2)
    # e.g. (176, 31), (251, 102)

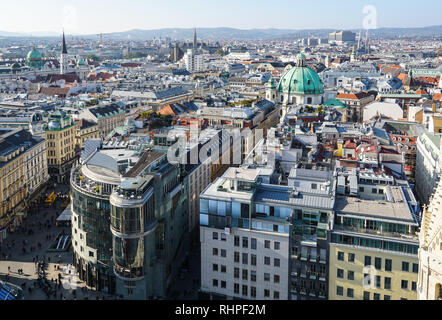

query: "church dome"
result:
(27, 48), (42, 60)
(277, 54), (324, 95)
(77, 59), (86, 66)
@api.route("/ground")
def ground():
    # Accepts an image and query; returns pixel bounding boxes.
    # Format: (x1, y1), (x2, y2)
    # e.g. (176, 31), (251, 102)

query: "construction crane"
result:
(96, 33), (112, 56)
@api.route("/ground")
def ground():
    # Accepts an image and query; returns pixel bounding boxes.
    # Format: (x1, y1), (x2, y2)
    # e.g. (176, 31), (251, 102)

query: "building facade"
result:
(45, 111), (76, 183)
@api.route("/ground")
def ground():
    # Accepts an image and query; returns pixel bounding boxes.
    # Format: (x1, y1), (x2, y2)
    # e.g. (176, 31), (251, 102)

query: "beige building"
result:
(75, 118), (100, 150)
(0, 128), (49, 243)
(330, 184), (420, 300)
(45, 111), (76, 183)
(418, 140), (442, 300)
(80, 104), (126, 139)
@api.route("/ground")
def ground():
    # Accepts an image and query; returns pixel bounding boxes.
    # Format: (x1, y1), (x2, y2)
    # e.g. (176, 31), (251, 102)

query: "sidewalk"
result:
(0, 184), (117, 300)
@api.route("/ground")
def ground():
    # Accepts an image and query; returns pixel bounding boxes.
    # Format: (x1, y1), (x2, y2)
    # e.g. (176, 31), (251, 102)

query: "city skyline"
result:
(0, 0), (441, 35)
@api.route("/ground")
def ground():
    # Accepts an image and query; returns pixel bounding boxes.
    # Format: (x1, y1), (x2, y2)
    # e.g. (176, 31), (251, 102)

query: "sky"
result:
(0, 0), (441, 35)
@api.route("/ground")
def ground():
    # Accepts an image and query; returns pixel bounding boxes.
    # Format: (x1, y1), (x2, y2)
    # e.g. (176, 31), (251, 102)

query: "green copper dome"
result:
(77, 59), (86, 66)
(277, 65), (324, 95)
(324, 99), (347, 109)
(27, 48), (42, 60)
(27, 47), (43, 69)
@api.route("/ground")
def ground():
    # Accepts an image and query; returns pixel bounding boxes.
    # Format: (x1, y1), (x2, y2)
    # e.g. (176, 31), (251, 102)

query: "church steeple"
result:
(193, 28), (197, 51)
(62, 30), (68, 54)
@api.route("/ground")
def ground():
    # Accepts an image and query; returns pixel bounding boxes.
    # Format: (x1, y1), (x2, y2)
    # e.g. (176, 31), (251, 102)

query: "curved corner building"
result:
(110, 176), (157, 297)
(70, 155), (120, 293)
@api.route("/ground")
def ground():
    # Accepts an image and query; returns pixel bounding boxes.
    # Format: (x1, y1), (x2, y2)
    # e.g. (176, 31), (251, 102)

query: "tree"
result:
(86, 54), (100, 62)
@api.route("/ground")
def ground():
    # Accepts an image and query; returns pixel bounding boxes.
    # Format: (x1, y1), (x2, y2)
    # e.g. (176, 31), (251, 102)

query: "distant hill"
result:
(1, 25), (441, 40)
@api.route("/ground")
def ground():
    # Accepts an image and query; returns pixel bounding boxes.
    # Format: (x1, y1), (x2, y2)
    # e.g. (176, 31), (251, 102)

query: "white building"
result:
(415, 132), (441, 205)
(183, 49), (205, 73)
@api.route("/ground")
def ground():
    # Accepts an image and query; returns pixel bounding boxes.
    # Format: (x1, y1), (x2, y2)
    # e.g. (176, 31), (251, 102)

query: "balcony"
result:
(333, 224), (419, 242)
(70, 167), (110, 199)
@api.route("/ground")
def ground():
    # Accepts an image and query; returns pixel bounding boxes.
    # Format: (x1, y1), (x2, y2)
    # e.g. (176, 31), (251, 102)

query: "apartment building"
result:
(0, 128), (48, 243)
(44, 111), (76, 183)
(80, 104), (126, 139)
(329, 171), (421, 300)
(75, 118), (100, 151)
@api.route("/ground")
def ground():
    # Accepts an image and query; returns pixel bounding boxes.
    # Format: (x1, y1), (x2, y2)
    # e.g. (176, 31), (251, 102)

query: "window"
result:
(385, 277), (391, 290)
(221, 249), (226, 257)
(242, 253), (248, 265)
(234, 251), (240, 263)
(213, 248), (218, 256)
(337, 269), (344, 279)
(347, 288), (354, 298)
(274, 242), (280, 250)
(274, 291), (280, 299)
(364, 256), (371, 266)
(89, 251), (94, 257)
(213, 279), (218, 287)
(264, 289), (270, 298)
(274, 275), (280, 284)
(412, 263), (419, 273)
(402, 262), (409, 272)
(265, 240), (270, 249)
(221, 281), (226, 289)
(234, 268), (239, 279)
(251, 238), (257, 250)
(242, 237), (248, 248)
(234, 236), (240, 247)
(264, 273), (270, 282)
(251, 254), (257, 266)
(213, 232), (218, 240)
(385, 259), (392, 272)
(375, 276), (381, 289)
(336, 286), (344, 296)
(274, 258), (280, 267)
(242, 285), (248, 296)
(264, 256), (270, 265)
(251, 287), (256, 298)
(363, 291), (370, 300)
(348, 270), (354, 281)
(373, 293), (380, 300)
(375, 257), (382, 270)
(372, 188), (377, 194)
(348, 253), (355, 262)
(401, 280), (408, 290)
(412, 282), (417, 291)
(383, 295), (391, 300)
(213, 264), (218, 272)
(242, 269), (248, 280)
(338, 251), (344, 261)
(221, 265), (226, 273)
(234, 283), (239, 294)
(221, 233), (226, 241)
(251, 270), (256, 282)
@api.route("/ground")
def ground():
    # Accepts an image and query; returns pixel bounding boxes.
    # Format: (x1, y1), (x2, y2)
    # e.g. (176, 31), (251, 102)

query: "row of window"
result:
(337, 252), (418, 273)
(232, 267), (280, 283)
(212, 247), (281, 267)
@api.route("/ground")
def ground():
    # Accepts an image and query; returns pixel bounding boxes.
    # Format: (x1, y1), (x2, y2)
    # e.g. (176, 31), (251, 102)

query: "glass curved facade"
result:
(110, 190), (155, 281)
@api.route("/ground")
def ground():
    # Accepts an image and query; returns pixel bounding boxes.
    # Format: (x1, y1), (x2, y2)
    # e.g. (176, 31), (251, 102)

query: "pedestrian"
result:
(8, 266), (10, 272)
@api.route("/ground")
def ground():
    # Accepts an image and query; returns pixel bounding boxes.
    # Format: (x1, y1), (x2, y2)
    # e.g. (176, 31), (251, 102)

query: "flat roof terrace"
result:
(334, 186), (417, 225)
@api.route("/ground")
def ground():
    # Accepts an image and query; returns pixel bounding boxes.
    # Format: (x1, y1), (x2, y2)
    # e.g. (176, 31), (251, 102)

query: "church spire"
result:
(62, 30), (68, 54)
(193, 28), (197, 51)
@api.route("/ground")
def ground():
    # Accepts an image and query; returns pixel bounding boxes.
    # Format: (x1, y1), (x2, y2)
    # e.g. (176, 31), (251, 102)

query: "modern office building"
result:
(329, 31), (356, 44)
(71, 139), (190, 299)
(329, 170), (421, 300)
(199, 166), (335, 300)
